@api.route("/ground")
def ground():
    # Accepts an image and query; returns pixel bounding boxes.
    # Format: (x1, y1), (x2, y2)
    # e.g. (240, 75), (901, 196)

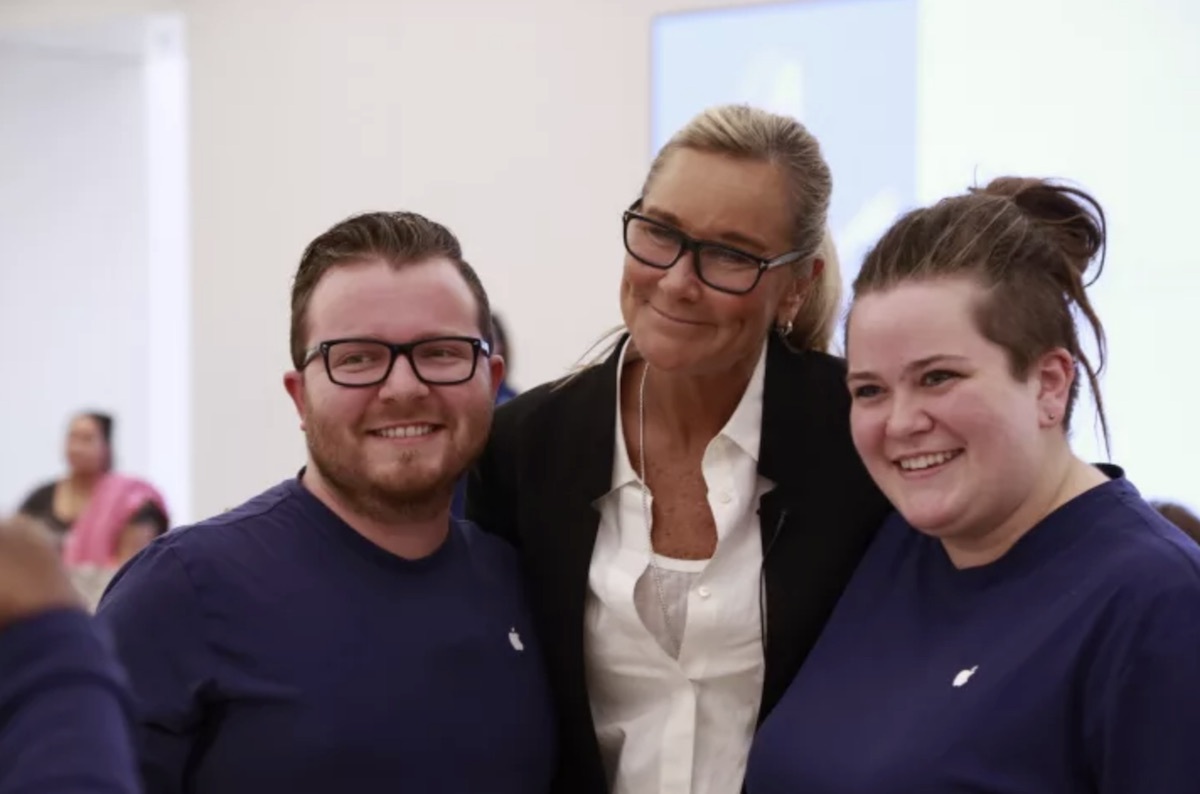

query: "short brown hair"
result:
(851, 177), (1110, 447)
(645, 104), (837, 351)
(289, 211), (493, 369)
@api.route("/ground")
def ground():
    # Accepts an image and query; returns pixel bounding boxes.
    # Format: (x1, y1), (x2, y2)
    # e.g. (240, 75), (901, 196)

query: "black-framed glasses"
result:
(301, 336), (492, 387)
(622, 200), (806, 295)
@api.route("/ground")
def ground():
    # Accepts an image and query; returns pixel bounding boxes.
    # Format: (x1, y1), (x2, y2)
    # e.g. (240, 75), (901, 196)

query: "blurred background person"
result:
(16, 410), (170, 607)
(451, 311), (520, 519)
(1152, 501), (1200, 545)
(491, 312), (519, 405)
(17, 411), (117, 540)
(0, 515), (139, 794)
(70, 497), (171, 611)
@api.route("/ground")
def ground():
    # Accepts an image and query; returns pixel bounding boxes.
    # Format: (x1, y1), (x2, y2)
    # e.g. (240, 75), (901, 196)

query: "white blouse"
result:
(586, 341), (772, 794)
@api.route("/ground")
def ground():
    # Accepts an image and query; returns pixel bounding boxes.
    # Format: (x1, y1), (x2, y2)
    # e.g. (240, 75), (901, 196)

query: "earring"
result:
(1047, 413), (1057, 423)
(777, 319), (794, 338)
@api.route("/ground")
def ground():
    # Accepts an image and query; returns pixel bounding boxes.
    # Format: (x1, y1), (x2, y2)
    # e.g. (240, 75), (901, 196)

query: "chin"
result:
(899, 503), (967, 539)
(889, 488), (964, 536)
(368, 460), (445, 492)
(635, 333), (721, 374)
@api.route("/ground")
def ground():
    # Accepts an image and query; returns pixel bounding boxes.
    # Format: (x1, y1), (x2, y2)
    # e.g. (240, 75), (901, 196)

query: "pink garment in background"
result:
(62, 473), (169, 567)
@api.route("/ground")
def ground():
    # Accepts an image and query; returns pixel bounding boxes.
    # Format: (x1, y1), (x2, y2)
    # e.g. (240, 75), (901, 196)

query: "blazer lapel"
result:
(755, 334), (864, 714)
(521, 337), (626, 710)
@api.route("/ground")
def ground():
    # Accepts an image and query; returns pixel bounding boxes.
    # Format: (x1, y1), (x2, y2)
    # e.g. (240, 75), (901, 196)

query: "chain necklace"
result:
(637, 361), (681, 658)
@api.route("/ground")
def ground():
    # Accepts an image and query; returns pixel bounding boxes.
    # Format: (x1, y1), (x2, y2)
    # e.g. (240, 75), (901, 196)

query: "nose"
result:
(885, 391), (933, 439)
(377, 354), (431, 401)
(657, 247), (704, 298)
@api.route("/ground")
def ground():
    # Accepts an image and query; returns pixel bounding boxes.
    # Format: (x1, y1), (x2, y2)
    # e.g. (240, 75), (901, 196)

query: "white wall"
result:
(0, 8), (190, 521)
(918, 0), (1200, 504)
(183, 0), (762, 515)
(0, 35), (149, 513)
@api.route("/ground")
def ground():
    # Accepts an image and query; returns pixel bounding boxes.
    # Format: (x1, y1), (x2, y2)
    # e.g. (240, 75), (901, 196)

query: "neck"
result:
(634, 343), (762, 449)
(941, 446), (1108, 569)
(301, 467), (450, 560)
(66, 471), (103, 491)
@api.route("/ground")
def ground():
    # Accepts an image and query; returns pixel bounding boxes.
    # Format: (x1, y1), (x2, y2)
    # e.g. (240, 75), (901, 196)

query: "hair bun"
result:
(975, 177), (1106, 285)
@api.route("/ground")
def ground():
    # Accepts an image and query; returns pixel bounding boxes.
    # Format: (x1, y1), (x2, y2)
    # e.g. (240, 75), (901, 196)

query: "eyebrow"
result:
(641, 204), (771, 254)
(846, 354), (971, 384)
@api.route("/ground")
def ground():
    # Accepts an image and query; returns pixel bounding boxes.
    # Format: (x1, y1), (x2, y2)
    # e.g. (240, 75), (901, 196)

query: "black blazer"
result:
(466, 333), (891, 794)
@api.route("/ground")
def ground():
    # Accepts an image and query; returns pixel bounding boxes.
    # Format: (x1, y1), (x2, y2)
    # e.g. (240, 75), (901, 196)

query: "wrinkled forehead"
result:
(643, 149), (793, 251)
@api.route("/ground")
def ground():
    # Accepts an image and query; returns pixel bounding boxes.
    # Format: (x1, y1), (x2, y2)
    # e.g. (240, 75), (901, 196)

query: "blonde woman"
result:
(467, 104), (890, 794)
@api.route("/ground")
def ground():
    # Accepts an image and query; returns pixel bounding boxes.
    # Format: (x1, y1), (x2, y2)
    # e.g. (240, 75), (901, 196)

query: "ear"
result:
(487, 354), (507, 401)
(776, 257), (825, 327)
(1033, 348), (1075, 428)
(283, 370), (309, 431)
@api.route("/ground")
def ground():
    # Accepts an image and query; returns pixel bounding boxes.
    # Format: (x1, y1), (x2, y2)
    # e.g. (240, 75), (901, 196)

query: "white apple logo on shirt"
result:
(508, 628), (524, 652)
(952, 666), (979, 687)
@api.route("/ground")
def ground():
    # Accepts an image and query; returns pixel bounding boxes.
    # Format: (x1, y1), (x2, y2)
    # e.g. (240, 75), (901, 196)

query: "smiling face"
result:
(620, 147), (807, 376)
(283, 257), (503, 521)
(846, 277), (1073, 550)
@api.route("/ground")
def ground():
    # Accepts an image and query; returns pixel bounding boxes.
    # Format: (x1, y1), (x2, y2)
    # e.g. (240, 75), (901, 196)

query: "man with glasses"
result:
(97, 212), (556, 794)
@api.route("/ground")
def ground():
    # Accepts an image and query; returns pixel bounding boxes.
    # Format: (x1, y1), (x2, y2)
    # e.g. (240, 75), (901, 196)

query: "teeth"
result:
(898, 451), (959, 471)
(373, 424), (434, 439)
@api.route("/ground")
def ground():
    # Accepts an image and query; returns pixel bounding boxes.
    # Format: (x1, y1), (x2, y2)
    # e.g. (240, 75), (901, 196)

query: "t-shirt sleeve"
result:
(0, 608), (140, 794)
(1087, 583), (1200, 793)
(97, 541), (217, 794)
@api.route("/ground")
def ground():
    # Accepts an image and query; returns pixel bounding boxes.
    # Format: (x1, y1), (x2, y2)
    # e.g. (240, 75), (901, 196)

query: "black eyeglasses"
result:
(622, 200), (806, 295)
(301, 336), (491, 387)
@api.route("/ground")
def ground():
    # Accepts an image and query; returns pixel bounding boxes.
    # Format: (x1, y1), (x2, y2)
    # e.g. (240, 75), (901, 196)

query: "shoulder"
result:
(765, 343), (850, 408)
(1083, 508), (1200, 729)
(1048, 479), (1200, 674)
(135, 479), (306, 568)
(762, 342), (857, 451)
(488, 347), (617, 456)
(99, 480), (307, 617)
(19, 480), (58, 509)
(494, 362), (610, 426)
(1088, 479), (1200, 594)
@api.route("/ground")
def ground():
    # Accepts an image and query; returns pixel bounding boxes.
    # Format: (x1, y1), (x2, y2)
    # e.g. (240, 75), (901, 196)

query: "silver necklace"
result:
(637, 362), (680, 657)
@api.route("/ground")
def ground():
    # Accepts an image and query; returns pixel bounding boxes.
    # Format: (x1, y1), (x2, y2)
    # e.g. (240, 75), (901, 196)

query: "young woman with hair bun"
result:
(746, 177), (1200, 794)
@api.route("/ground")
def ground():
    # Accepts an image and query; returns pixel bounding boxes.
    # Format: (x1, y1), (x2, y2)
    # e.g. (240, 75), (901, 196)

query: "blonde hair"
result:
(643, 104), (838, 351)
(796, 225), (842, 353)
(562, 105), (839, 382)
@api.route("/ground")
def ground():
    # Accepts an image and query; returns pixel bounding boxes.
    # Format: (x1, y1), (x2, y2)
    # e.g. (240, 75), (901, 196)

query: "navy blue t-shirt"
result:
(746, 474), (1200, 794)
(0, 609), (139, 794)
(97, 478), (556, 794)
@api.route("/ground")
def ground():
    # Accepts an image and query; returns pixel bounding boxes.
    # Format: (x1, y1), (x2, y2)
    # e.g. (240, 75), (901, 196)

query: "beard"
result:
(303, 403), (490, 524)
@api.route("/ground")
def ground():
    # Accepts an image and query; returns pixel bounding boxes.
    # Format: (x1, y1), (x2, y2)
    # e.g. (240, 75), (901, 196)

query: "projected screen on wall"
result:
(651, 0), (918, 309)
